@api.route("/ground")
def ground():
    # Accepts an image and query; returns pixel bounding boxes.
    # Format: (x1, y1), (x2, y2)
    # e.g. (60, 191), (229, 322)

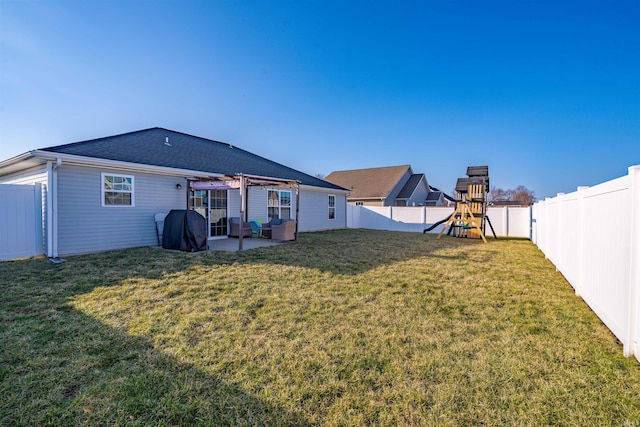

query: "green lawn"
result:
(1, 229), (639, 426)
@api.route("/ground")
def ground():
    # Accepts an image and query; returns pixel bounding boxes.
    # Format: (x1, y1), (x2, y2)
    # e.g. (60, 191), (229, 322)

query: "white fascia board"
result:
(30, 150), (225, 179)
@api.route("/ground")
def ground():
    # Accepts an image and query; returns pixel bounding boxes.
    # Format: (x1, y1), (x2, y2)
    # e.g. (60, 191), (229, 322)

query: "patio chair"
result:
(228, 217), (252, 238)
(271, 219), (297, 241)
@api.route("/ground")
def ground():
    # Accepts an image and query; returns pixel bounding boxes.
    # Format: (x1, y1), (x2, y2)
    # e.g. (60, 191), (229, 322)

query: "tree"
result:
(510, 185), (536, 205)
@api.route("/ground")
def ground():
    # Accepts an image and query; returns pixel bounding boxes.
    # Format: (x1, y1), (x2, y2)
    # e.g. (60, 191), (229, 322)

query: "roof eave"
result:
(32, 150), (226, 179)
(0, 151), (45, 176)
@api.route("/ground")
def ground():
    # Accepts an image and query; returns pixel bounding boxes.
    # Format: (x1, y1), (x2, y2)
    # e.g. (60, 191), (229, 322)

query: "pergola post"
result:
(238, 174), (246, 251)
(294, 183), (300, 241)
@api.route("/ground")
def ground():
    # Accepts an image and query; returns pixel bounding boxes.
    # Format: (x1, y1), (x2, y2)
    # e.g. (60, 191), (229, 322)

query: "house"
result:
(325, 165), (440, 207)
(0, 128), (349, 258)
(425, 185), (456, 207)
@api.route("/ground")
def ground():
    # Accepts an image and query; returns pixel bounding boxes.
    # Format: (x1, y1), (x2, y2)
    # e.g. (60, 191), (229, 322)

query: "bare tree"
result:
(488, 186), (509, 203)
(511, 185), (536, 205)
(489, 185), (536, 205)
(315, 173), (325, 179)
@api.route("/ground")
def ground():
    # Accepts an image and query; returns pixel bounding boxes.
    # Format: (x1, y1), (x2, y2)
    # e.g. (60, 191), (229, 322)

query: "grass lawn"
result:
(1, 229), (639, 426)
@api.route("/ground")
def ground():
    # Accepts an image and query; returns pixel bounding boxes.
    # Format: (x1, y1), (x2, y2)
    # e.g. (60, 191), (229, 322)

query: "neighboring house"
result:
(0, 127), (348, 258)
(325, 165), (443, 207)
(325, 165), (415, 206)
(425, 185), (456, 207)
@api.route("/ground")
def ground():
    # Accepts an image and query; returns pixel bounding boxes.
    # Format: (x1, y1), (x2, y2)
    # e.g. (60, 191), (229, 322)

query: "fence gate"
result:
(0, 184), (43, 260)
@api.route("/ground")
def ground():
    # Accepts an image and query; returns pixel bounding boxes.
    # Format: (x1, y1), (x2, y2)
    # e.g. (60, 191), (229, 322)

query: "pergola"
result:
(188, 173), (301, 250)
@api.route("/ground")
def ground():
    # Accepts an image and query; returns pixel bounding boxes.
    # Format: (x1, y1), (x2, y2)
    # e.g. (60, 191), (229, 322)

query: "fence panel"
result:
(348, 205), (530, 237)
(0, 184), (43, 260)
(532, 166), (639, 360)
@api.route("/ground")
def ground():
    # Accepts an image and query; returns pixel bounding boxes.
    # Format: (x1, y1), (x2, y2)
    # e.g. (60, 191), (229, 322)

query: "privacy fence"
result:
(532, 165), (640, 360)
(347, 205), (532, 238)
(347, 166), (640, 362)
(0, 184), (43, 261)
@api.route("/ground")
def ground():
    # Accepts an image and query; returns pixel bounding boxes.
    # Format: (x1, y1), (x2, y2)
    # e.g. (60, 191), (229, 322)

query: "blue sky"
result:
(1, 0), (638, 199)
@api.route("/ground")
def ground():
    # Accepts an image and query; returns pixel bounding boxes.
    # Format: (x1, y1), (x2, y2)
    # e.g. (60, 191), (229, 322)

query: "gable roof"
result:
(397, 173), (426, 199)
(36, 127), (344, 190)
(429, 185), (456, 202)
(324, 165), (411, 200)
(426, 191), (443, 201)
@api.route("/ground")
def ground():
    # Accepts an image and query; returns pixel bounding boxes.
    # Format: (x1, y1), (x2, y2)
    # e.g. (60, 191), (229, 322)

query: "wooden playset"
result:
(425, 165), (497, 242)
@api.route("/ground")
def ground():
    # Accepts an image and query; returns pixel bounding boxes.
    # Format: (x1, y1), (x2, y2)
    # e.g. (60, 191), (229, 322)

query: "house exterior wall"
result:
(56, 164), (187, 255)
(385, 170), (412, 206)
(298, 187), (347, 231)
(408, 180), (430, 206)
(231, 185), (346, 231)
(348, 198), (384, 206)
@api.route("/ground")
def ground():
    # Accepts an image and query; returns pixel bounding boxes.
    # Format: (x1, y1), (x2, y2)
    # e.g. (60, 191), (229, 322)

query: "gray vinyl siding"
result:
(57, 165), (187, 255)
(230, 185), (342, 231)
(409, 180), (430, 206)
(0, 165), (49, 255)
(298, 188), (347, 231)
(386, 170), (412, 206)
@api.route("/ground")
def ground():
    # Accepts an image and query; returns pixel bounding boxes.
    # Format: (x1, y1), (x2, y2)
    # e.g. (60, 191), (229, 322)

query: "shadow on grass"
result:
(205, 229), (500, 275)
(0, 255), (311, 426)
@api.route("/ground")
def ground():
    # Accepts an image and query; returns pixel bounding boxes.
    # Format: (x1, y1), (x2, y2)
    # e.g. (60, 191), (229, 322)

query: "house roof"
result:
(426, 191), (443, 201)
(324, 165), (411, 199)
(397, 174), (426, 199)
(37, 127), (345, 191)
(429, 185), (456, 202)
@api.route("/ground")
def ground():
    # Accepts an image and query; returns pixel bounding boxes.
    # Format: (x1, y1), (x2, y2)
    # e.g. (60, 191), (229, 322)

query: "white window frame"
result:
(267, 189), (292, 220)
(328, 194), (336, 220)
(101, 172), (135, 207)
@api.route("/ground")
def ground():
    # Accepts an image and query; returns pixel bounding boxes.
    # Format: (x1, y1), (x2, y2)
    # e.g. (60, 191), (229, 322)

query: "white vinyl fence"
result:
(347, 205), (531, 238)
(532, 165), (640, 361)
(0, 184), (43, 260)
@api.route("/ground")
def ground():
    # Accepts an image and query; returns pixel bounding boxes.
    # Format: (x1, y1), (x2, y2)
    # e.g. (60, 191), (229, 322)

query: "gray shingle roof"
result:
(41, 128), (345, 190)
(426, 191), (442, 201)
(397, 174), (425, 199)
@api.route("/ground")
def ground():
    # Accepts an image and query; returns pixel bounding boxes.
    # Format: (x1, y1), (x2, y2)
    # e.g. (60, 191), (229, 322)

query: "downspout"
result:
(47, 158), (61, 259)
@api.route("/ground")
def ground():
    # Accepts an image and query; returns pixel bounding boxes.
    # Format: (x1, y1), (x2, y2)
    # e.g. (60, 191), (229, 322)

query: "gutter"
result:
(46, 158), (61, 259)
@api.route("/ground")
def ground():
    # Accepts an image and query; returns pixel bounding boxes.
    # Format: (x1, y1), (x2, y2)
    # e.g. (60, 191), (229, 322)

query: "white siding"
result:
(56, 165), (187, 255)
(299, 188), (347, 231)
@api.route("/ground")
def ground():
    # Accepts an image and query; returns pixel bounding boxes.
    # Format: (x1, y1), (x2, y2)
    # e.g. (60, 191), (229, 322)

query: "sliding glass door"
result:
(189, 189), (228, 238)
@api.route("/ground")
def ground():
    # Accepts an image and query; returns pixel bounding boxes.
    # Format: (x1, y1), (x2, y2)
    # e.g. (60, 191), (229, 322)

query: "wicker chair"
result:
(228, 217), (252, 238)
(271, 219), (297, 241)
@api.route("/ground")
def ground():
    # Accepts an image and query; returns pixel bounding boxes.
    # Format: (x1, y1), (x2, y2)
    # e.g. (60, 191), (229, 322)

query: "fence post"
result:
(575, 186), (589, 297)
(626, 165), (640, 359)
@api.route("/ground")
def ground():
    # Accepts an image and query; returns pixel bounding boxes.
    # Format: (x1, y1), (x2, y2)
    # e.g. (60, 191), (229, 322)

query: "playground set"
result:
(424, 165), (497, 243)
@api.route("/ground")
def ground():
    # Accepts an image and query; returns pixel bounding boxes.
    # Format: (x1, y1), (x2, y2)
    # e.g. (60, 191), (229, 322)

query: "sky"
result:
(0, 0), (638, 200)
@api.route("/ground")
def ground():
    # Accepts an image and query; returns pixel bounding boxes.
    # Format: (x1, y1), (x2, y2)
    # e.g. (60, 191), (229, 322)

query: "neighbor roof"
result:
(324, 165), (411, 200)
(426, 191), (443, 201)
(39, 128), (345, 190)
(397, 173), (426, 199)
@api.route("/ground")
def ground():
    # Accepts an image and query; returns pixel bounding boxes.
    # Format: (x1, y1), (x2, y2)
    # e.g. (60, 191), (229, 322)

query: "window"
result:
(328, 195), (336, 219)
(102, 173), (134, 207)
(268, 189), (291, 221)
